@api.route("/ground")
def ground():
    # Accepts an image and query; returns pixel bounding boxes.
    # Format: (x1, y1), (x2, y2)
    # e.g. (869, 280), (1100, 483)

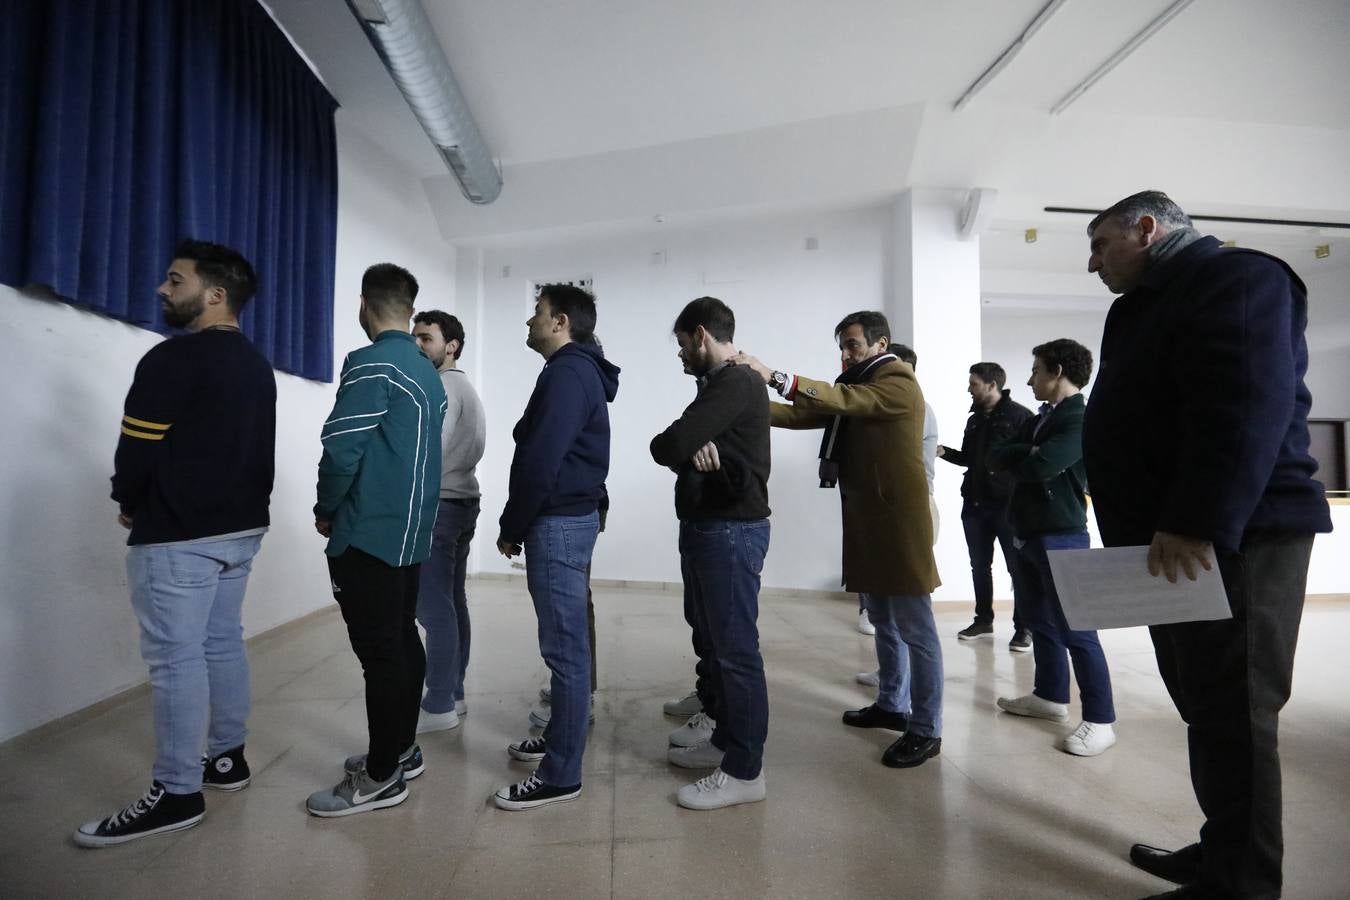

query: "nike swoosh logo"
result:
(351, 782), (392, 804)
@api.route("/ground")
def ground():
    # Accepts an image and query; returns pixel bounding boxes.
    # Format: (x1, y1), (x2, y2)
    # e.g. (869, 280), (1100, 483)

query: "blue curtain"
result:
(0, 0), (338, 382)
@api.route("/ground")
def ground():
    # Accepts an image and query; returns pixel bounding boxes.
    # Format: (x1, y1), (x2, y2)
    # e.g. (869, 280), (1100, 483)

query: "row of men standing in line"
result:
(79, 188), (1332, 900)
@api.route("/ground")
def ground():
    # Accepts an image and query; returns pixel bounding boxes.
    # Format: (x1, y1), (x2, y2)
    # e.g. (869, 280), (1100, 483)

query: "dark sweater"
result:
(499, 342), (620, 544)
(650, 362), (771, 522)
(989, 394), (1088, 539)
(1082, 236), (1332, 551)
(112, 328), (276, 545)
(939, 390), (1034, 504)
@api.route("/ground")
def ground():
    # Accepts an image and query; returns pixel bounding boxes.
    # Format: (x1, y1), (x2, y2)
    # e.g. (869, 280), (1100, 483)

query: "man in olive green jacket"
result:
(989, 338), (1117, 758)
(734, 311), (942, 769)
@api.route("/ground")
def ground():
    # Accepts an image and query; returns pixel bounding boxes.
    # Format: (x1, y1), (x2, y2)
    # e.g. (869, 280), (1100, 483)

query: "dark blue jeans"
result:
(525, 512), (599, 787)
(416, 498), (479, 713)
(961, 500), (1028, 629)
(679, 518), (770, 780)
(1018, 531), (1115, 724)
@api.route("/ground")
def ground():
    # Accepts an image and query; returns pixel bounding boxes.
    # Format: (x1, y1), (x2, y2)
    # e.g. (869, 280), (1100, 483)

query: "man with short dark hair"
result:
(734, 310), (944, 769)
(411, 310), (486, 733)
(1082, 190), (1332, 899)
(494, 284), (619, 811)
(305, 263), (445, 818)
(76, 240), (276, 847)
(991, 339), (1117, 757)
(938, 361), (1035, 649)
(651, 296), (772, 810)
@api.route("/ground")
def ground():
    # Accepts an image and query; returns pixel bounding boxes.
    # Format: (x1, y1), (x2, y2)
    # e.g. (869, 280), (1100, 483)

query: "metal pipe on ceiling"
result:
(953, 0), (1070, 112)
(345, 0), (503, 204)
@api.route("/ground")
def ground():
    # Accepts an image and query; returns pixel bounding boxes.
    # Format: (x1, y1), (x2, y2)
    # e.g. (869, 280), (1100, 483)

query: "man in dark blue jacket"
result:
(1081, 191), (1332, 900)
(494, 284), (619, 811)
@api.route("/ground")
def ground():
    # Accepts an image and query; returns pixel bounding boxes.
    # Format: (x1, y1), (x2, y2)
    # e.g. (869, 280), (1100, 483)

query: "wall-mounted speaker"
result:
(959, 187), (998, 240)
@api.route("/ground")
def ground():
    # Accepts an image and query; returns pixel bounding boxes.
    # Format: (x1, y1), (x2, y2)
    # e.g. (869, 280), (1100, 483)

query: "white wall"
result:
(0, 121), (457, 742)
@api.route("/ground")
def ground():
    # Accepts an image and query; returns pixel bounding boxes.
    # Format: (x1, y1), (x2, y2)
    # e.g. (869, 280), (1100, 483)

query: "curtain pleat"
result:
(0, 0), (338, 382)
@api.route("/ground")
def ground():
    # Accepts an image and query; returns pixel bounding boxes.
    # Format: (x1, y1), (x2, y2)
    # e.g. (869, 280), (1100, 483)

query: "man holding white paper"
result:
(1082, 190), (1333, 900)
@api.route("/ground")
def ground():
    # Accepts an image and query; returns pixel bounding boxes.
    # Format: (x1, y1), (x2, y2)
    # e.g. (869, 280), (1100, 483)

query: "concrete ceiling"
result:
(264, 0), (1350, 251)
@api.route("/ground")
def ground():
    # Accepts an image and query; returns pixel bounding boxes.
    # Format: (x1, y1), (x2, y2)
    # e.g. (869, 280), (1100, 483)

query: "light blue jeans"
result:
(127, 533), (264, 794)
(864, 592), (944, 738)
(524, 512), (599, 788)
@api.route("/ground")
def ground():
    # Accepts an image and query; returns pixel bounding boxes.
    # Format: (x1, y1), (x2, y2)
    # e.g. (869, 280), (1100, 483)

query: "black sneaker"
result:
(343, 743), (425, 781)
(957, 621), (994, 640)
(202, 744), (251, 791)
(1009, 630), (1033, 653)
(508, 736), (547, 762)
(493, 773), (581, 810)
(74, 782), (205, 848)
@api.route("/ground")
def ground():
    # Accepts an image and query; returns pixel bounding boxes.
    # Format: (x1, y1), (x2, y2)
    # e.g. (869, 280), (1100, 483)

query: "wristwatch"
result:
(770, 370), (788, 391)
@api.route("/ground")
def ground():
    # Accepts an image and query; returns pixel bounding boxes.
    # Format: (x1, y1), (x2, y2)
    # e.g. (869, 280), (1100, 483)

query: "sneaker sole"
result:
(306, 786), (409, 818)
(416, 718), (462, 734)
(668, 751), (725, 770)
(73, 812), (204, 847)
(1059, 739), (1117, 757)
(677, 788), (766, 810)
(1008, 644), (1033, 653)
(202, 777), (250, 792)
(957, 632), (994, 641)
(493, 787), (581, 811)
(996, 701), (1069, 721)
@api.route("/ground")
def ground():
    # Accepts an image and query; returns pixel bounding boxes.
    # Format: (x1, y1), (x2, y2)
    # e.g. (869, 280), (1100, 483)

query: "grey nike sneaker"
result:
(306, 766), (407, 818)
(343, 743), (425, 780)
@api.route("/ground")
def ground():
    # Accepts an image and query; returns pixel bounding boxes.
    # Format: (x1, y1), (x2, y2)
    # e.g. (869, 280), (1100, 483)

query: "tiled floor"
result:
(2, 582), (1347, 899)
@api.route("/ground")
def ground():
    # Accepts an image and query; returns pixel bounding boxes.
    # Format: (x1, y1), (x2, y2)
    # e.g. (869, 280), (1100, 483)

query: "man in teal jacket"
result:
(306, 263), (446, 818)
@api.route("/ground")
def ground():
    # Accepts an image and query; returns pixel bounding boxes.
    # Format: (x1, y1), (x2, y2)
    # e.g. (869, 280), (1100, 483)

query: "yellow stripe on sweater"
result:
(121, 426), (167, 441)
(123, 415), (172, 431)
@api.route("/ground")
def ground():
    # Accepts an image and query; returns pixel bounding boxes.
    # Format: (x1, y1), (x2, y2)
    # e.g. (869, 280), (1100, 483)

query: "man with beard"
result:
(410, 310), (486, 733)
(735, 311), (943, 769)
(1081, 190), (1332, 899)
(77, 240), (276, 847)
(650, 296), (771, 810)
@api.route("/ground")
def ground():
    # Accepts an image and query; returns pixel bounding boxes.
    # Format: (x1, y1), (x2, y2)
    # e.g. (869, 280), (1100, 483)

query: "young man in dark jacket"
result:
(78, 241), (276, 847)
(990, 339), (1117, 758)
(650, 296), (771, 810)
(938, 362), (1035, 649)
(1081, 190), (1332, 900)
(494, 284), (619, 811)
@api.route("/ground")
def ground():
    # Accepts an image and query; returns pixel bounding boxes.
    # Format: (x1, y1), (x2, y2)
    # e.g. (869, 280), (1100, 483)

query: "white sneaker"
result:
(855, 669), (880, 687)
(667, 740), (725, 770)
(996, 693), (1070, 721)
(529, 695), (596, 729)
(1060, 721), (1117, 756)
(677, 768), (766, 810)
(662, 690), (702, 718)
(416, 708), (461, 734)
(455, 699), (467, 717)
(856, 611), (876, 636)
(538, 685), (551, 703)
(669, 711), (716, 748)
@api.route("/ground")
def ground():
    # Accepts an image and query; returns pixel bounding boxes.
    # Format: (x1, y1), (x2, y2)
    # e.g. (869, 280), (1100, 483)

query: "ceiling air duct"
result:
(344, 0), (502, 204)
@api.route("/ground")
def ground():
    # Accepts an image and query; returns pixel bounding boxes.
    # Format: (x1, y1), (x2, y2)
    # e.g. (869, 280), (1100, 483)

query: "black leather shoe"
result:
(842, 704), (909, 731)
(881, 732), (941, 768)
(1130, 842), (1201, 885)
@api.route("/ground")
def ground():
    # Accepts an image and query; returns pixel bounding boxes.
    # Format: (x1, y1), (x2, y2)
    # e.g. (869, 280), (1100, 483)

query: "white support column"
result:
(888, 188), (985, 603)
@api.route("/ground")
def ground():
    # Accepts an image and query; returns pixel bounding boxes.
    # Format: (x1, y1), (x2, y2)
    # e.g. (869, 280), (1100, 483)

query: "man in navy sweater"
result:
(1081, 191), (1332, 900)
(77, 240), (276, 847)
(494, 284), (619, 811)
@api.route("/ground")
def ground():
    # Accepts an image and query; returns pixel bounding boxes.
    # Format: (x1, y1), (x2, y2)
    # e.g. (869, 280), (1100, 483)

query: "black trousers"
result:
(328, 547), (425, 782)
(1149, 532), (1314, 899)
(960, 500), (1028, 629)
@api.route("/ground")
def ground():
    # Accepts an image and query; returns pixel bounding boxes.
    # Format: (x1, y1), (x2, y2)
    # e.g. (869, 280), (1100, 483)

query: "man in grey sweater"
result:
(412, 310), (487, 732)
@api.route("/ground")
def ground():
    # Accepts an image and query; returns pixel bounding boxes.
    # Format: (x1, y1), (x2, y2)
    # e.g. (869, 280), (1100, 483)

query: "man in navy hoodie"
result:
(1081, 191), (1332, 900)
(494, 284), (620, 811)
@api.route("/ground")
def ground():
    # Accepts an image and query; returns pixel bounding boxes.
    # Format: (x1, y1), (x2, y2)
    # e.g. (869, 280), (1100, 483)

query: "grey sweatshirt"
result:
(438, 368), (486, 499)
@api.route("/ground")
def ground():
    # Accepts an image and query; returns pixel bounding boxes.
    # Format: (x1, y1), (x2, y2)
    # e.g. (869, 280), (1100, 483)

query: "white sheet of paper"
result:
(1045, 546), (1231, 631)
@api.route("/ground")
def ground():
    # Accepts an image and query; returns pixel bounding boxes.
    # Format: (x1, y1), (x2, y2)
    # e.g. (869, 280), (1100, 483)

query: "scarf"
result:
(818, 352), (897, 488)
(1146, 226), (1203, 270)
